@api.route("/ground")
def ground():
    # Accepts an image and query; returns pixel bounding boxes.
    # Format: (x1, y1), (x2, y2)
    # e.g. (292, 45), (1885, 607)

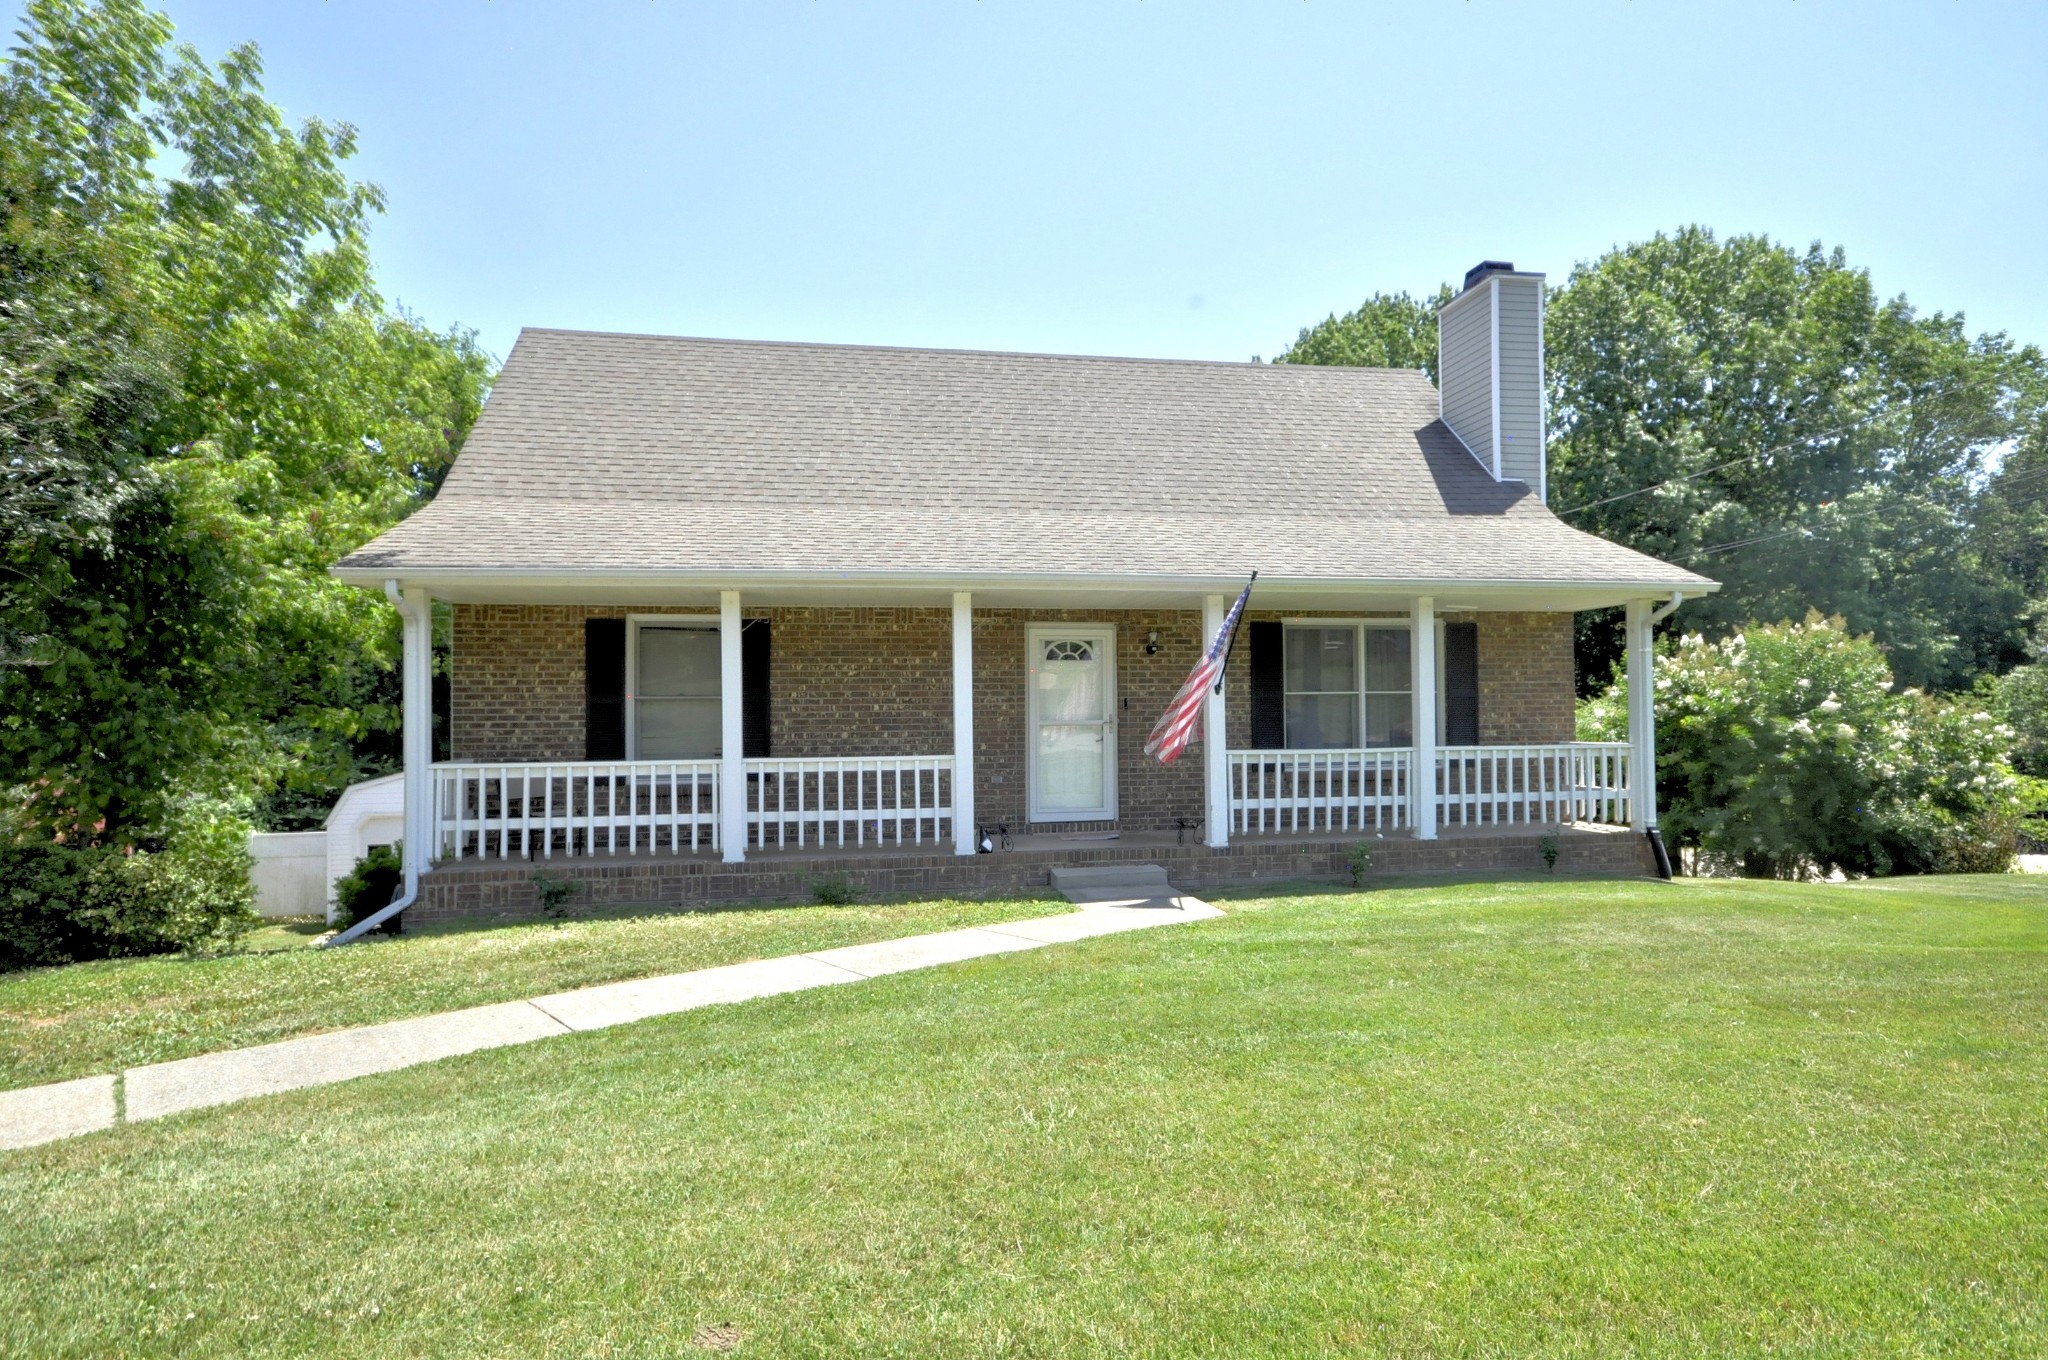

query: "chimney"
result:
(1437, 260), (1547, 500)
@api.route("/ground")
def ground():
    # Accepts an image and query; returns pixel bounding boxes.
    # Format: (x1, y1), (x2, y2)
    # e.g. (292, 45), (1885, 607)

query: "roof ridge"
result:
(511, 326), (1432, 377)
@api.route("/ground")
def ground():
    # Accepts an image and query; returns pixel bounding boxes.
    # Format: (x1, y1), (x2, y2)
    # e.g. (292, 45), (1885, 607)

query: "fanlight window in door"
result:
(1042, 639), (1094, 663)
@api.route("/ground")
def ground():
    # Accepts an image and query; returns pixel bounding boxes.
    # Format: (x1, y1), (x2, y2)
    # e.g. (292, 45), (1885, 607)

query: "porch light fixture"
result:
(1145, 631), (1160, 655)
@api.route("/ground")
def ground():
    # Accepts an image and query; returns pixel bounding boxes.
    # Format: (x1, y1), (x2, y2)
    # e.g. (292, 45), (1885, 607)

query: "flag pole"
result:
(1214, 571), (1256, 693)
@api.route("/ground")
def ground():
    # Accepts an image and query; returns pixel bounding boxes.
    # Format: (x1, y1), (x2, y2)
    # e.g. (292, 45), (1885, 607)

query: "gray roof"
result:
(337, 328), (1713, 595)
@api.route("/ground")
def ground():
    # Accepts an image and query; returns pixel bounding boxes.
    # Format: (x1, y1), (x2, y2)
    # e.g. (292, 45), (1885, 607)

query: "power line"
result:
(1686, 464), (2048, 558)
(1551, 422), (1865, 518)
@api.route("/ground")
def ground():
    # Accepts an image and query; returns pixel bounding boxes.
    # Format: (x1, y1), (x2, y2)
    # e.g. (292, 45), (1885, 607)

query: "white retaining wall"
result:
(245, 773), (406, 921)
(247, 832), (328, 918)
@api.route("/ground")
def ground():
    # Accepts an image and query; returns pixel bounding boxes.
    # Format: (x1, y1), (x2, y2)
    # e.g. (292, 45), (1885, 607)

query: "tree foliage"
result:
(1274, 288), (1449, 378)
(1580, 617), (2019, 878)
(0, 0), (490, 946)
(1277, 228), (2048, 699)
(1547, 228), (2047, 693)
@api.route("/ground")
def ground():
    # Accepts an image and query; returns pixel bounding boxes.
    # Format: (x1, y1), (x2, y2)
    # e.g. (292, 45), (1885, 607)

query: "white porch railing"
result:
(432, 761), (720, 861)
(1435, 742), (1631, 827)
(1227, 742), (1632, 835)
(1228, 749), (1412, 835)
(745, 755), (954, 849)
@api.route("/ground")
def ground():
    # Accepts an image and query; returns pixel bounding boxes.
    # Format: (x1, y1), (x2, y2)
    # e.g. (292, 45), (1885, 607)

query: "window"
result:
(1284, 626), (1359, 748)
(1282, 624), (1414, 750)
(1362, 626), (1414, 747)
(633, 624), (720, 758)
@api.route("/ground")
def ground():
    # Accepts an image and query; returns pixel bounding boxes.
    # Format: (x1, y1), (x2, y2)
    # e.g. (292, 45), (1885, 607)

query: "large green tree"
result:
(1, 0), (491, 849)
(1275, 288), (1449, 376)
(1547, 228), (2046, 692)
(1277, 228), (2048, 695)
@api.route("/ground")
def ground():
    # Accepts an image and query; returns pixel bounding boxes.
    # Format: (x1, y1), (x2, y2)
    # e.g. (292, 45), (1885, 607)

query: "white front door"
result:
(1027, 625), (1117, 822)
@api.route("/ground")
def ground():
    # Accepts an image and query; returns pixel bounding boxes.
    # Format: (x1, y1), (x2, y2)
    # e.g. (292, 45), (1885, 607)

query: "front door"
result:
(1027, 626), (1117, 822)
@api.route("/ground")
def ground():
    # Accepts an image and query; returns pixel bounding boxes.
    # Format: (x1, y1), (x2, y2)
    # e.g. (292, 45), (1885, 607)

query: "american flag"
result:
(1144, 575), (1255, 764)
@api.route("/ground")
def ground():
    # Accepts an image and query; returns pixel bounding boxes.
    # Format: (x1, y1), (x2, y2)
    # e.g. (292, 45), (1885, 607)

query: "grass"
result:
(6, 874), (2047, 1357)
(0, 896), (1068, 1089)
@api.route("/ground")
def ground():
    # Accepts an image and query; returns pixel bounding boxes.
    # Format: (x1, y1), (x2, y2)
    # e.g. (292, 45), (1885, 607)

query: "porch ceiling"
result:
(336, 569), (1699, 613)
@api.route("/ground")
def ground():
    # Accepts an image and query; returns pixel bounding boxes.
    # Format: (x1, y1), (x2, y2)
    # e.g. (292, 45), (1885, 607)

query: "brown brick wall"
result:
(450, 604), (1579, 823)
(1474, 611), (1577, 743)
(970, 609), (1206, 833)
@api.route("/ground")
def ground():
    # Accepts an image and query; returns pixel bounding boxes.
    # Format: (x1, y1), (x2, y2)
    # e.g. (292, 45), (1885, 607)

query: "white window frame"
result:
(1025, 623), (1118, 823)
(625, 613), (721, 760)
(1279, 618), (1447, 751)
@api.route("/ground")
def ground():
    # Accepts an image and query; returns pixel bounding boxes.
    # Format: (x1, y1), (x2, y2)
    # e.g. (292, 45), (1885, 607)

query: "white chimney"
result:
(1437, 260), (1546, 500)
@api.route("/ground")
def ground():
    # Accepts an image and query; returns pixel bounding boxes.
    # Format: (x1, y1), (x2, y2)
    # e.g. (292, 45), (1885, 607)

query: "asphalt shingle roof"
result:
(337, 328), (1713, 590)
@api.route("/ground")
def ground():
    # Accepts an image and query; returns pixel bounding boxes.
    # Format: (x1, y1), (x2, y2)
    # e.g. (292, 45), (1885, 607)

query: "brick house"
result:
(335, 261), (1715, 923)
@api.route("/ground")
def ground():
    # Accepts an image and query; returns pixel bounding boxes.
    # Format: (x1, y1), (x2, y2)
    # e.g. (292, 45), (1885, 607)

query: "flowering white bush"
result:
(1580, 615), (2020, 877)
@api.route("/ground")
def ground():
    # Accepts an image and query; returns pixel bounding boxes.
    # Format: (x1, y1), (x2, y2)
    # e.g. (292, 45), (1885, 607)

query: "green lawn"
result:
(0, 896), (1068, 1089)
(6, 875), (2046, 1357)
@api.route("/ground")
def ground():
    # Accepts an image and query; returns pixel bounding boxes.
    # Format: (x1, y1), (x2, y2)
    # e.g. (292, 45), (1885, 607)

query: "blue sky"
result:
(154, 0), (2048, 366)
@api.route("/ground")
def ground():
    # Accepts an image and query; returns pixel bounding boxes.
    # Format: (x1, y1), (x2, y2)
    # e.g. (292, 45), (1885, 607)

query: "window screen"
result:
(635, 626), (721, 759)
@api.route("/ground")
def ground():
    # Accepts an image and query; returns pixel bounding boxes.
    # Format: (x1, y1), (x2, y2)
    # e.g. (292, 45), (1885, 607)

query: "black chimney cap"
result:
(1463, 260), (1516, 291)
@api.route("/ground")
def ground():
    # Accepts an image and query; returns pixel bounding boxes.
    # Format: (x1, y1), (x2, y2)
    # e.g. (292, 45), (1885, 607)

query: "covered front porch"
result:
(373, 579), (1677, 911)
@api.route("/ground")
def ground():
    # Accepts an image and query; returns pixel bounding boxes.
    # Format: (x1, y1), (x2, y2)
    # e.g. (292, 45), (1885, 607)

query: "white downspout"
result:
(324, 580), (429, 945)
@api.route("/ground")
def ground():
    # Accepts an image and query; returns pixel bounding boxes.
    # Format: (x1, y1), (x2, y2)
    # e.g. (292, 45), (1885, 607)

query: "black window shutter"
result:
(1444, 621), (1479, 746)
(1248, 620), (1285, 749)
(741, 618), (771, 758)
(584, 618), (626, 759)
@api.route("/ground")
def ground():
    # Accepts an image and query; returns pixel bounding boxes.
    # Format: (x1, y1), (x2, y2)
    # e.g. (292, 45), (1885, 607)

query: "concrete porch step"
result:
(1048, 863), (1173, 904)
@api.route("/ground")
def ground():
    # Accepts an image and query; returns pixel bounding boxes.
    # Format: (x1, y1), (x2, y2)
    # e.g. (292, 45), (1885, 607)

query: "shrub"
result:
(1538, 831), (1561, 873)
(809, 872), (860, 906)
(0, 804), (256, 970)
(334, 845), (404, 933)
(531, 868), (578, 920)
(1935, 812), (2018, 875)
(1995, 658), (2048, 778)
(1579, 614), (2020, 878)
(1346, 842), (1374, 888)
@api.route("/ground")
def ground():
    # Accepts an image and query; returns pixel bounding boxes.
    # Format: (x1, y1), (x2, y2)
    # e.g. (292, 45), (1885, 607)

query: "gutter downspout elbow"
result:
(323, 581), (422, 946)
(1648, 590), (1685, 626)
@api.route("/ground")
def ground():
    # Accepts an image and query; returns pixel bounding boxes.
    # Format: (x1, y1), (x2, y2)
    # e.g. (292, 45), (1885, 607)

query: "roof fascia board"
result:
(335, 565), (1717, 596)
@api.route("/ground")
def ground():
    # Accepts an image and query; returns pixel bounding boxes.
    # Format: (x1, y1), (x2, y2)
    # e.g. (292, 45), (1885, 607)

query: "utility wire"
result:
(1686, 463), (2048, 558)
(1551, 421), (1865, 518)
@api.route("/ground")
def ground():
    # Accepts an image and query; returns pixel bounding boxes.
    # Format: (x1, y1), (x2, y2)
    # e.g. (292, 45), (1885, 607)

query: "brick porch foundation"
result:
(407, 824), (1656, 927)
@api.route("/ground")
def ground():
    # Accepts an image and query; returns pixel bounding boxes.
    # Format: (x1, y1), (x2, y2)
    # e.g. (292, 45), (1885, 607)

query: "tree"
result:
(1545, 228), (2047, 693)
(0, 0), (490, 958)
(1275, 229), (2048, 698)
(1274, 288), (1449, 377)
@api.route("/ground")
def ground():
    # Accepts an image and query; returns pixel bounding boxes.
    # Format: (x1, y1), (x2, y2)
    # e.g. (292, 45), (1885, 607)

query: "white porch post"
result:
(401, 584), (433, 891)
(1411, 595), (1438, 839)
(1625, 598), (1657, 830)
(951, 591), (976, 856)
(1203, 593), (1230, 848)
(719, 589), (747, 862)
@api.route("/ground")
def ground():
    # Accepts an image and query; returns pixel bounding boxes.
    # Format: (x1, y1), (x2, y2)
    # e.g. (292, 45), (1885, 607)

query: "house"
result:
(333, 260), (1715, 925)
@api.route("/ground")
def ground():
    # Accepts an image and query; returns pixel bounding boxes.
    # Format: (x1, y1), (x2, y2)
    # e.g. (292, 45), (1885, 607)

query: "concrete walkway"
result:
(1, 894), (1222, 1151)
